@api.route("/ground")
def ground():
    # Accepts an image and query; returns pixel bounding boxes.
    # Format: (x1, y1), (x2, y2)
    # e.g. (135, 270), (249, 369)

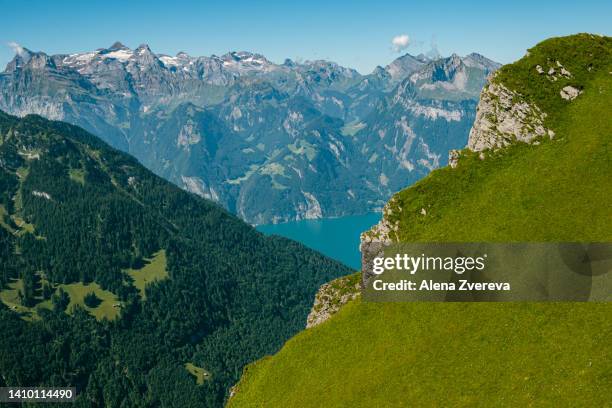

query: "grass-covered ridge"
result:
(228, 34), (612, 407)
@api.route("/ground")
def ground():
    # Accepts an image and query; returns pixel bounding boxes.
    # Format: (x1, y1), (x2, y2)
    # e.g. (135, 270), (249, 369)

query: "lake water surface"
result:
(256, 213), (381, 270)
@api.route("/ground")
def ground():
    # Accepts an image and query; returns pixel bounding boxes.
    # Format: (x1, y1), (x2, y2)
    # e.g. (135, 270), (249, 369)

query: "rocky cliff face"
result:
(306, 273), (361, 328)
(466, 77), (555, 152)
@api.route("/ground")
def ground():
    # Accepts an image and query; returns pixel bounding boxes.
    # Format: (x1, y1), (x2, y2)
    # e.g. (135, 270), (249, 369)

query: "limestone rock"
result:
(448, 149), (460, 168)
(560, 86), (582, 101)
(306, 275), (360, 328)
(360, 199), (401, 284)
(560, 67), (572, 78)
(467, 77), (551, 151)
(360, 198), (399, 246)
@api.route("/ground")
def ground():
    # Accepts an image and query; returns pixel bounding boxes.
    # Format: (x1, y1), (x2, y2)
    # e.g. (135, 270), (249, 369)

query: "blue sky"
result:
(1, 0), (610, 74)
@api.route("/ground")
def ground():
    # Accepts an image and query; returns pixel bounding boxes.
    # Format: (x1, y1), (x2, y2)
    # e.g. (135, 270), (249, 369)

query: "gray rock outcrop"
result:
(560, 86), (582, 101)
(359, 198), (401, 284)
(448, 149), (460, 168)
(467, 78), (553, 152)
(306, 274), (360, 328)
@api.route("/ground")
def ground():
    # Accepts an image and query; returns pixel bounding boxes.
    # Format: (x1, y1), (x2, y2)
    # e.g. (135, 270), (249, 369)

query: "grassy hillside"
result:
(126, 250), (168, 300)
(61, 282), (121, 320)
(0, 279), (121, 321)
(230, 302), (611, 407)
(0, 278), (52, 320)
(0, 250), (168, 320)
(229, 34), (612, 407)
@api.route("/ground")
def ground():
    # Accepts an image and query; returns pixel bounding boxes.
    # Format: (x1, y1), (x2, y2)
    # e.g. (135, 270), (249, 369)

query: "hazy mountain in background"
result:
(0, 43), (499, 223)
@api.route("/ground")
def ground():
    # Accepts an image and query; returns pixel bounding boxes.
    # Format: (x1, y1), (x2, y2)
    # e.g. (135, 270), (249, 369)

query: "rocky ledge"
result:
(466, 77), (555, 152)
(306, 273), (361, 328)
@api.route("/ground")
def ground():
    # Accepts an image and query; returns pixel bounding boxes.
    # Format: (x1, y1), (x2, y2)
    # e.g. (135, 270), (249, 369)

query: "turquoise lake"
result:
(256, 213), (381, 270)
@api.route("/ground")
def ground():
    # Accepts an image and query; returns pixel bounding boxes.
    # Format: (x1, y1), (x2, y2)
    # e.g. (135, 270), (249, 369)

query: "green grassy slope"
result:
(126, 250), (168, 300)
(61, 282), (121, 321)
(0, 279), (120, 321)
(230, 302), (611, 407)
(228, 34), (612, 407)
(185, 362), (210, 385)
(0, 279), (51, 320)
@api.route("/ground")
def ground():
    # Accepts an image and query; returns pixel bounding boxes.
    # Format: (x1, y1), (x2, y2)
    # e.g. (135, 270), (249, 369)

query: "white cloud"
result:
(8, 41), (26, 56)
(426, 35), (441, 59)
(391, 34), (410, 53)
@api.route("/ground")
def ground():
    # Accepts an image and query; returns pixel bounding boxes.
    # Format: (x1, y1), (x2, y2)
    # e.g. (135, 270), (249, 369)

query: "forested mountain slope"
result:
(228, 34), (612, 407)
(0, 111), (351, 406)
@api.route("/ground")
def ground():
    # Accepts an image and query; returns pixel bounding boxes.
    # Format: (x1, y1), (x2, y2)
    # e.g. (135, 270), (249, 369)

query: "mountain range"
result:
(0, 42), (499, 223)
